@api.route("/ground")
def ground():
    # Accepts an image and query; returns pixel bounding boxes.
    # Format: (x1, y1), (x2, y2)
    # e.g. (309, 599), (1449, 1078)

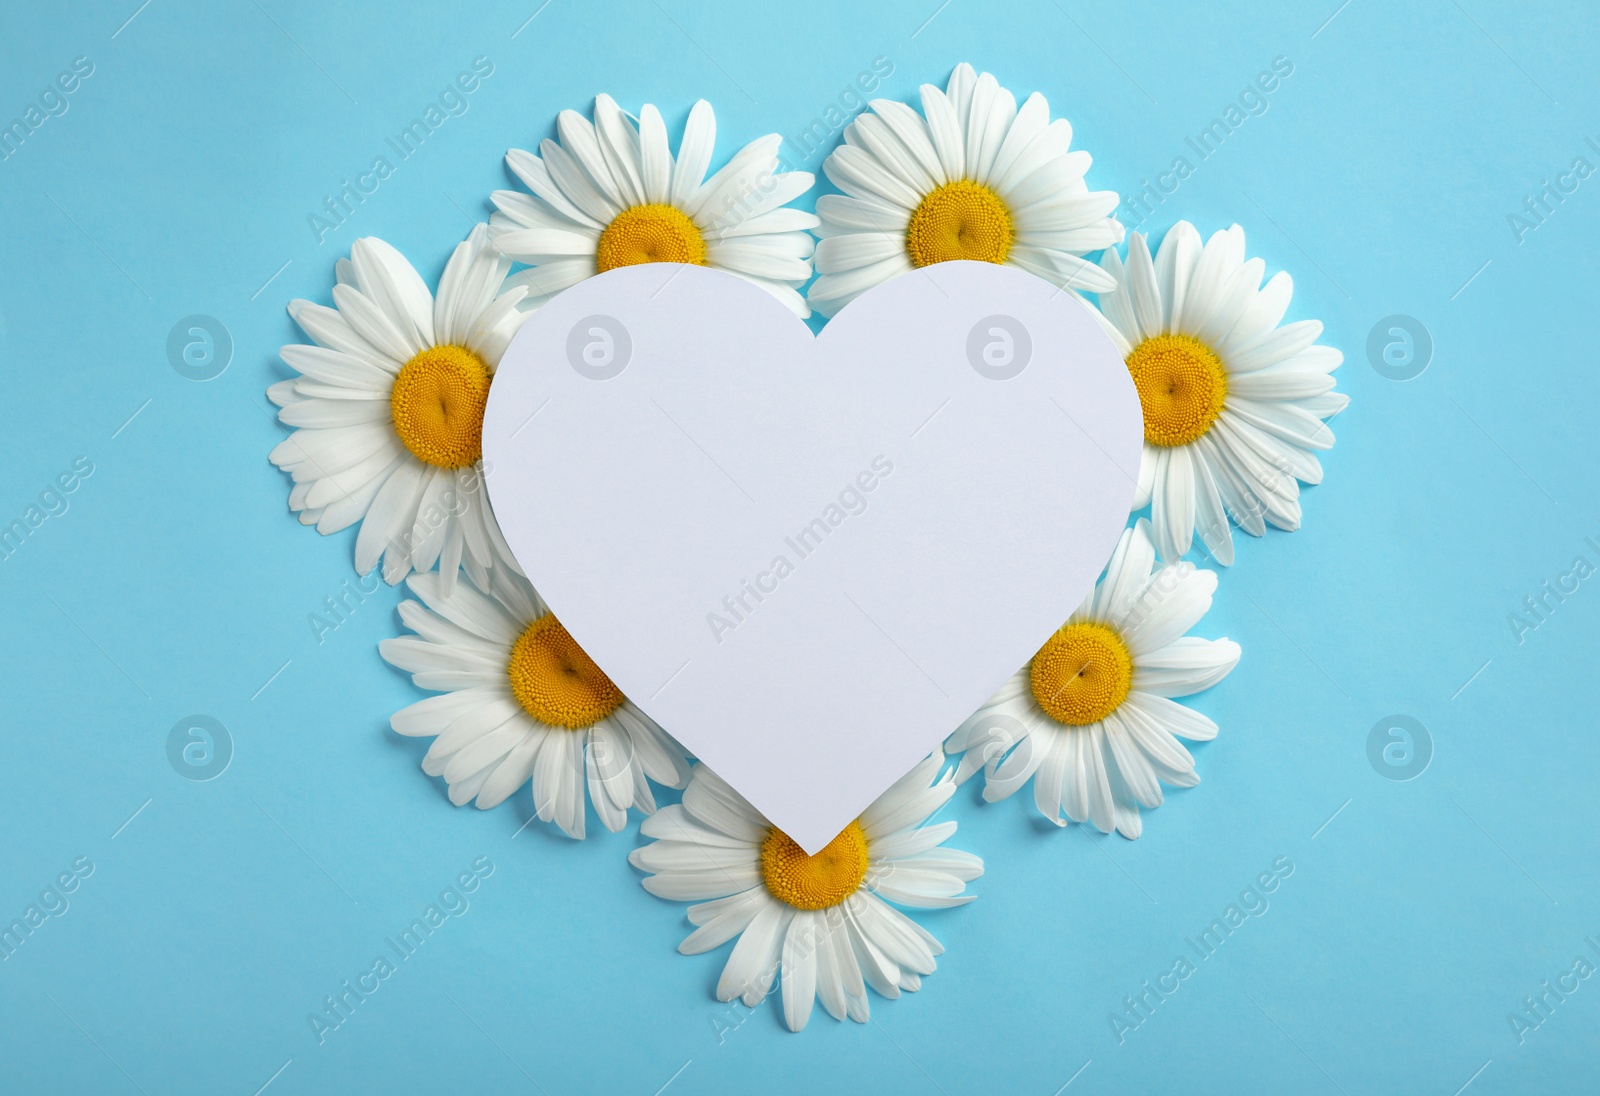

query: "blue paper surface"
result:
(2, 1), (1597, 1091)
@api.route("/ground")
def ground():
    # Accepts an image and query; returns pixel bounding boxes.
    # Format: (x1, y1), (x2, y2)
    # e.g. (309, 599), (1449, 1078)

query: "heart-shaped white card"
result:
(483, 261), (1140, 852)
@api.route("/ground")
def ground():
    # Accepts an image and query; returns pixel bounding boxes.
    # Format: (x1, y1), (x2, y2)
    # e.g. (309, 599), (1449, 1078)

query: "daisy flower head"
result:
(379, 567), (691, 838)
(268, 226), (528, 593)
(1096, 220), (1349, 565)
(807, 61), (1123, 316)
(488, 94), (821, 317)
(946, 519), (1239, 840)
(629, 751), (982, 1032)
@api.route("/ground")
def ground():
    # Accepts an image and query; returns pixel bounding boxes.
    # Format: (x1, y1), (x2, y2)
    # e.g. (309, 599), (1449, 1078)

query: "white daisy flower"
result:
(1095, 220), (1349, 565)
(807, 62), (1123, 316)
(267, 226), (527, 593)
(489, 94), (820, 317)
(379, 568), (691, 839)
(946, 519), (1239, 840)
(630, 751), (982, 1032)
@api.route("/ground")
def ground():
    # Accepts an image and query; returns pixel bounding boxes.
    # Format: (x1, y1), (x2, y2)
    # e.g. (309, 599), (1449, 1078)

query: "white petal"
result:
(350, 237), (434, 353)
(670, 100), (716, 209)
(814, 232), (905, 274)
(1134, 637), (1241, 697)
(717, 901), (790, 1006)
(1191, 456), (1234, 566)
(1125, 232), (1163, 343)
(822, 144), (922, 210)
(504, 147), (602, 229)
(1121, 565), (1218, 656)
(1156, 221), (1202, 331)
(1125, 690), (1218, 743)
(593, 94), (645, 209)
(1093, 519), (1156, 624)
(676, 889), (765, 954)
(919, 82), (964, 181)
(1151, 445), (1196, 563)
(781, 913), (821, 1031)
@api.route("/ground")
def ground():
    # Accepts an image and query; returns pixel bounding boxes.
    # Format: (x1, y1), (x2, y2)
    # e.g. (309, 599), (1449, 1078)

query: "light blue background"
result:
(2, 0), (1597, 1092)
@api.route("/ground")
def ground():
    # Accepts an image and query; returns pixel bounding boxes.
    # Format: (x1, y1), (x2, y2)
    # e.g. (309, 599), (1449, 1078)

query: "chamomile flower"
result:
(946, 520), (1238, 840)
(807, 62), (1122, 316)
(267, 226), (527, 593)
(630, 752), (982, 1032)
(379, 568), (690, 838)
(489, 95), (820, 317)
(1095, 221), (1348, 564)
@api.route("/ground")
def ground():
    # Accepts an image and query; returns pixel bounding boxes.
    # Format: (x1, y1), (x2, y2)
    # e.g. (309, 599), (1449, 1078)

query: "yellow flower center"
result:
(506, 615), (625, 729)
(760, 821), (870, 910)
(389, 344), (491, 469)
(595, 204), (707, 272)
(905, 179), (1014, 267)
(1030, 621), (1134, 726)
(1124, 333), (1228, 447)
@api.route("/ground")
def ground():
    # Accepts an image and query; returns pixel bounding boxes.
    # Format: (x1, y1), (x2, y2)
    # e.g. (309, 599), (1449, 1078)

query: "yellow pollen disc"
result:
(760, 821), (870, 911)
(595, 204), (707, 272)
(1030, 621), (1134, 726)
(1124, 333), (1228, 447)
(506, 615), (625, 729)
(905, 179), (1014, 267)
(389, 344), (491, 469)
